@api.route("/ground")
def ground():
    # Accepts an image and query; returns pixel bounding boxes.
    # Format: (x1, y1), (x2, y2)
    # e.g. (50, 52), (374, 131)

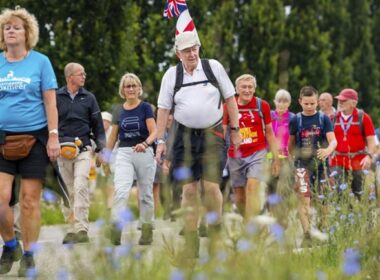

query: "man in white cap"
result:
(156, 31), (241, 257)
(331, 88), (376, 198)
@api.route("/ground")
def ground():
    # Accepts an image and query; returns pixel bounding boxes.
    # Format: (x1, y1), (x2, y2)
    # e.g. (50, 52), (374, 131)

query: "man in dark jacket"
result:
(56, 62), (106, 244)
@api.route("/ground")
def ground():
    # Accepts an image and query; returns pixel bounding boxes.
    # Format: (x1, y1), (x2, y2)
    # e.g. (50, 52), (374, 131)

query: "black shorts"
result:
(171, 123), (225, 184)
(0, 139), (50, 180)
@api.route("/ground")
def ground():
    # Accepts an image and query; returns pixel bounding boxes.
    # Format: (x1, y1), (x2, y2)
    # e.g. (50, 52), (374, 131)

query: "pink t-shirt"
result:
(271, 110), (294, 157)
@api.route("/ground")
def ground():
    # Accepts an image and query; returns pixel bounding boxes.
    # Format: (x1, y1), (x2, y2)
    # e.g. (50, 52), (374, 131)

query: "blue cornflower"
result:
(362, 170), (369, 175)
(320, 179), (327, 183)
(95, 218), (105, 229)
(26, 267), (38, 279)
(193, 272), (208, 280)
(56, 268), (70, 280)
(342, 248), (361, 276)
(329, 170), (338, 177)
(42, 189), (57, 203)
(267, 194), (282, 205)
(115, 243), (132, 257)
(172, 167), (192, 181)
(206, 211), (219, 224)
(245, 222), (257, 234)
(336, 206), (341, 212)
(315, 270), (327, 280)
(270, 223), (284, 241)
(199, 254), (209, 265)
(116, 207), (134, 228)
(236, 239), (251, 252)
(339, 184), (348, 191)
(170, 269), (185, 280)
(340, 215), (346, 221)
(369, 193), (376, 201)
(317, 194), (325, 200)
(217, 250), (227, 262)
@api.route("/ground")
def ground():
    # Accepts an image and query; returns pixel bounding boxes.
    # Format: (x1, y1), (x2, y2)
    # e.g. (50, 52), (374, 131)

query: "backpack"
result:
(332, 109), (365, 137)
(173, 59), (223, 109)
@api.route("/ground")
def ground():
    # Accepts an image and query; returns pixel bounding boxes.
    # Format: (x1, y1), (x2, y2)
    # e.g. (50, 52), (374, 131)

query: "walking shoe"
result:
(300, 232), (313, 248)
(0, 242), (22, 274)
(138, 223), (153, 245)
(178, 227), (185, 236)
(18, 255), (35, 277)
(75, 230), (89, 243)
(62, 232), (76, 244)
(14, 231), (22, 241)
(109, 225), (122, 246)
(198, 223), (208, 237)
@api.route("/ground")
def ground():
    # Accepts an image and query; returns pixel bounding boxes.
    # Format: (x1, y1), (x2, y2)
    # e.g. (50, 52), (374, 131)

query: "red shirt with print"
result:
(223, 97), (271, 158)
(331, 108), (375, 170)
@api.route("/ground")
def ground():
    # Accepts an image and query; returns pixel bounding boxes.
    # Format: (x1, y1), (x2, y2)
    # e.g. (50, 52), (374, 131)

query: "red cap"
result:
(335, 88), (358, 101)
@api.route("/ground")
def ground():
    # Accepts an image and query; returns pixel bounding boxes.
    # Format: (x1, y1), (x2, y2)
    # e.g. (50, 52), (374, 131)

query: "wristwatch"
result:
(156, 138), (166, 144)
(49, 129), (58, 135)
(230, 127), (240, 132)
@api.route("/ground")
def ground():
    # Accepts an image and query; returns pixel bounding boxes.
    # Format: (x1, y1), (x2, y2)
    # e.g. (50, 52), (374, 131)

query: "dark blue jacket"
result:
(56, 86), (106, 151)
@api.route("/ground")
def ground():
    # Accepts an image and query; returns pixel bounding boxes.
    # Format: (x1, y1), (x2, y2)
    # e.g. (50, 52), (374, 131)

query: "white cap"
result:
(175, 31), (201, 51)
(101, 111), (112, 122)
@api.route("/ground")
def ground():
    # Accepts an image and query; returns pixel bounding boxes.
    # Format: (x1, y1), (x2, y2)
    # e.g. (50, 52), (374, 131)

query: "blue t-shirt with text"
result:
(117, 101), (155, 147)
(0, 50), (57, 132)
(289, 111), (333, 163)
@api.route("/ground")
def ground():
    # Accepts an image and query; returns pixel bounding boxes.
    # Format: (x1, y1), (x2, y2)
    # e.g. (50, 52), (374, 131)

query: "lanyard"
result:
(339, 115), (353, 141)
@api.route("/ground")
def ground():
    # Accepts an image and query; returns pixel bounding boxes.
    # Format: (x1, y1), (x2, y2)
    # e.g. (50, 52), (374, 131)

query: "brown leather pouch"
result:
(0, 135), (36, 160)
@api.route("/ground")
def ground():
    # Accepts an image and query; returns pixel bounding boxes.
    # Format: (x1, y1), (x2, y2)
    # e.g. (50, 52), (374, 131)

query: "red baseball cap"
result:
(335, 88), (358, 101)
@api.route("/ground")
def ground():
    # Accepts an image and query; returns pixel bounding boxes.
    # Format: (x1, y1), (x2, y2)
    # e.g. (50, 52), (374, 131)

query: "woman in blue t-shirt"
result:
(102, 73), (157, 246)
(0, 7), (60, 276)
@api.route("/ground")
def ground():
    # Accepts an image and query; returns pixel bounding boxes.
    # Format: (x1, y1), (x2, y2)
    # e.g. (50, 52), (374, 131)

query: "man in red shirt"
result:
(223, 74), (279, 220)
(331, 88), (376, 198)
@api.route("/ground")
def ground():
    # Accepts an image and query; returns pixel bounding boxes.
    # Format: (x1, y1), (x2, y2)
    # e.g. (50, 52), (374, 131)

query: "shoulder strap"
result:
(295, 112), (302, 146)
(201, 59), (223, 109)
(358, 109), (364, 136)
(174, 62), (184, 97)
(318, 111), (325, 131)
(256, 97), (266, 136)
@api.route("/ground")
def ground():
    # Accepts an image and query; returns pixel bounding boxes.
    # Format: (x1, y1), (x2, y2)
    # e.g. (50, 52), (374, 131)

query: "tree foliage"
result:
(1, 0), (379, 124)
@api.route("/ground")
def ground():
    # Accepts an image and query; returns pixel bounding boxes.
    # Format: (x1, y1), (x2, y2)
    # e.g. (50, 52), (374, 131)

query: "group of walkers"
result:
(0, 7), (378, 276)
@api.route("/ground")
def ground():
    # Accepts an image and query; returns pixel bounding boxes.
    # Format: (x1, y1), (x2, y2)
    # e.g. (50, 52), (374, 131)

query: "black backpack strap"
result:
(357, 109), (364, 136)
(201, 59), (223, 109)
(173, 62), (184, 105)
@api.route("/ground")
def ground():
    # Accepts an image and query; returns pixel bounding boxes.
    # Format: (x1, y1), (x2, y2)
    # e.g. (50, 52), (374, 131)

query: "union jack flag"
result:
(163, 0), (188, 19)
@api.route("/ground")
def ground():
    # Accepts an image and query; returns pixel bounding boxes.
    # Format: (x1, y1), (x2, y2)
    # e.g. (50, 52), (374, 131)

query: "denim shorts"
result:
(0, 139), (50, 179)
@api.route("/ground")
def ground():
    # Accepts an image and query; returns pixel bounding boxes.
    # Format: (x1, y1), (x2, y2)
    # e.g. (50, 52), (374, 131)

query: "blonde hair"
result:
(0, 7), (39, 51)
(235, 74), (257, 89)
(118, 73), (143, 99)
(274, 89), (291, 103)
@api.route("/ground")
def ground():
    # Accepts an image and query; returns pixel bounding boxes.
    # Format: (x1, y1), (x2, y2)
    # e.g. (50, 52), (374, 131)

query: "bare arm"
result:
(317, 131), (337, 159)
(360, 135), (376, 169)
(265, 123), (280, 176)
(155, 108), (170, 162)
(134, 118), (157, 153)
(43, 89), (60, 161)
(225, 96), (241, 148)
(288, 135), (296, 159)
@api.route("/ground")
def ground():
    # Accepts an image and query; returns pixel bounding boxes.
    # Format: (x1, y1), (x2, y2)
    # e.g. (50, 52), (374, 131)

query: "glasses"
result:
(71, 72), (87, 78)
(123, 84), (139, 89)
